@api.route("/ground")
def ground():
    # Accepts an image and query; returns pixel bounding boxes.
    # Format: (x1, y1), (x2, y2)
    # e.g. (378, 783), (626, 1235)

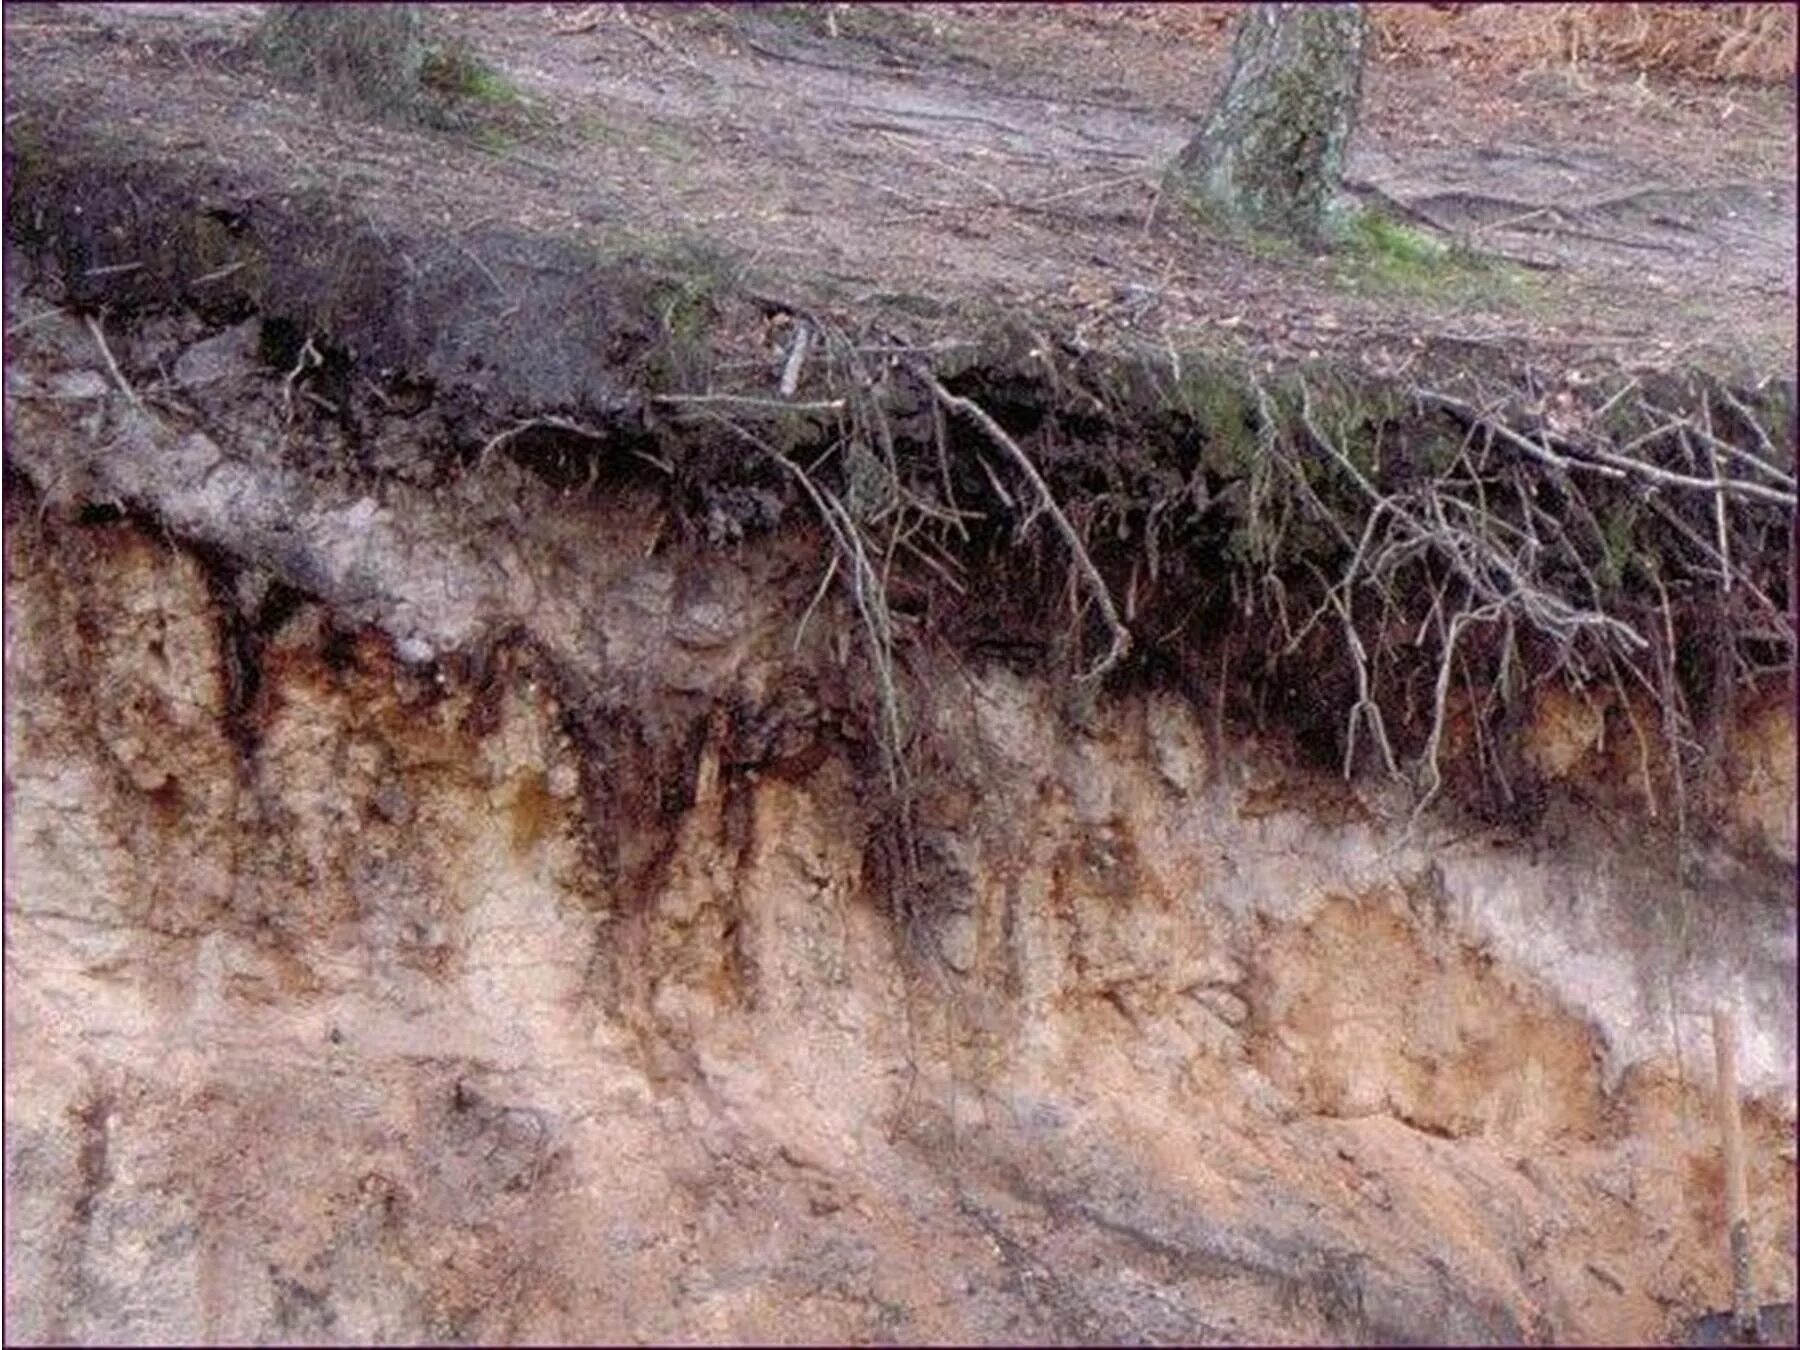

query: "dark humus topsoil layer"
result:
(4, 3), (1794, 856)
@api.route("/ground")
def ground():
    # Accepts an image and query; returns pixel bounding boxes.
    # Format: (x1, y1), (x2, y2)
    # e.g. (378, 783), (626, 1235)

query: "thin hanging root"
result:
(1690, 418), (1733, 596)
(85, 315), (156, 424)
(692, 408), (910, 807)
(924, 375), (1131, 684)
(1411, 599), (1508, 827)
(1327, 583), (1400, 782)
(793, 552), (840, 652)
(1711, 383), (1793, 484)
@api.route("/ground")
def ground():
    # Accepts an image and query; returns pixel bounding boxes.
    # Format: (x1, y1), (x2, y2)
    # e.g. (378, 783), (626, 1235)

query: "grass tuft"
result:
(421, 42), (529, 110)
(1330, 209), (1541, 306)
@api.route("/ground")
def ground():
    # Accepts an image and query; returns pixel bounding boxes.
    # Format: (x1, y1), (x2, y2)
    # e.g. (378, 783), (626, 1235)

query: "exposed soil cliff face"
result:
(5, 6), (1797, 1342)
(5, 447), (1794, 1343)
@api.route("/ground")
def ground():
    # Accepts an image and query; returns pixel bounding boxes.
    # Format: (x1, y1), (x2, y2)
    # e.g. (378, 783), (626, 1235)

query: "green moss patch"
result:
(1330, 209), (1541, 305)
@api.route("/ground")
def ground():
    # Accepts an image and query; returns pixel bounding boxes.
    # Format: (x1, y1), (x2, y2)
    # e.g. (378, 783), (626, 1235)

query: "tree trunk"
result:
(257, 4), (428, 121)
(1170, 3), (1368, 243)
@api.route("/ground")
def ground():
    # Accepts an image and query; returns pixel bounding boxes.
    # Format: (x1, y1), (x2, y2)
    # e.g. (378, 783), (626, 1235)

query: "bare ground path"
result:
(5, 2), (1794, 382)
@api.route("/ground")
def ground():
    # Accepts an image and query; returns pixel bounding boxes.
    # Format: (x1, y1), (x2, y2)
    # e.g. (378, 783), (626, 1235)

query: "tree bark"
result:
(1170, 3), (1368, 243)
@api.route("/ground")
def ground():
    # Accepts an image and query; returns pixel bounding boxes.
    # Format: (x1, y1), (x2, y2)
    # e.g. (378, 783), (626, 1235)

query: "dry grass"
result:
(1022, 4), (1792, 85)
(1372, 3), (1796, 85)
(1070, 4), (1796, 85)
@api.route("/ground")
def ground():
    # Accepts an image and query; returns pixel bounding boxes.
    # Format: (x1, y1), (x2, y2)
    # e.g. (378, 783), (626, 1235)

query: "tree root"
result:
(924, 375), (1132, 685)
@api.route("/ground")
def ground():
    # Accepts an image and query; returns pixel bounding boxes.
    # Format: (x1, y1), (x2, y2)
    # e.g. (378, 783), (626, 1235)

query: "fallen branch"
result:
(188, 260), (249, 287)
(278, 333), (321, 427)
(1021, 171), (1150, 210)
(654, 392), (844, 414)
(779, 321), (812, 399)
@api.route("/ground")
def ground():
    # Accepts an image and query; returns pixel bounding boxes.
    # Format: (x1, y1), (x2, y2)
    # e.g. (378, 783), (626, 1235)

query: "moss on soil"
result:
(1330, 210), (1542, 305)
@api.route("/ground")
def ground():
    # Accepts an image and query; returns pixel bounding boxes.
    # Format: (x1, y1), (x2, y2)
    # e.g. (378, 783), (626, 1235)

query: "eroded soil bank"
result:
(5, 5), (1798, 1345)
(4, 298), (1796, 1343)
